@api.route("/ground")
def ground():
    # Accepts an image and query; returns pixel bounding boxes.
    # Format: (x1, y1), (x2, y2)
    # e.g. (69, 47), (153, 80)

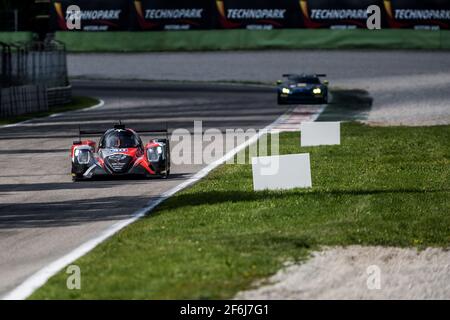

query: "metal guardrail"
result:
(47, 84), (72, 106)
(0, 85), (48, 118)
(0, 39), (71, 117)
(0, 39), (68, 89)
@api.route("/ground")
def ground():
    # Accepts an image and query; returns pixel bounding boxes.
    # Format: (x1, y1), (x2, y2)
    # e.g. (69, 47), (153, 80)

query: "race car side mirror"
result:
(275, 80), (282, 85)
(323, 80), (329, 85)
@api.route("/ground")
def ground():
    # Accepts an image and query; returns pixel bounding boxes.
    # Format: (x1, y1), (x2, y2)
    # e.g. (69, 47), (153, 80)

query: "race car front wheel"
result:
(72, 173), (84, 182)
(161, 169), (170, 179)
(277, 95), (285, 105)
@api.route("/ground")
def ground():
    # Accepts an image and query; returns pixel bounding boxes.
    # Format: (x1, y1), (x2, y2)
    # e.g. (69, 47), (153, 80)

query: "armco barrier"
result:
(1, 40), (68, 88)
(0, 39), (71, 118)
(0, 84), (71, 118)
(0, 85), (48, 118)
(47, 84), (72, 107)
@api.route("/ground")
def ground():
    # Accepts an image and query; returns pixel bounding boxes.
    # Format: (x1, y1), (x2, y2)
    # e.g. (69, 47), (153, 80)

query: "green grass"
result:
(0, 96), (100, 125)
(0, 31), (33, 43)
(55, 29), (450, 52)
(1, 30), (450, 52)
(30, 122), (450, 299)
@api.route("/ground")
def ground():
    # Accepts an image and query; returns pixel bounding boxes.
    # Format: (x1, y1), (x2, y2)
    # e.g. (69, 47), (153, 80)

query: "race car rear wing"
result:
(282, 73), (327, 77)
(76, 122), (169, 142)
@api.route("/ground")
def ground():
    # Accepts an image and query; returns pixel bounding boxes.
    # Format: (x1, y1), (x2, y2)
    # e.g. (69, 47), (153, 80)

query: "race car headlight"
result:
(75, 148), (90, 164)
(313, 88), (322, 95)
(281, 88), (290, 94)
(147, 148), (158, 162)
(147, 147), (160, 162)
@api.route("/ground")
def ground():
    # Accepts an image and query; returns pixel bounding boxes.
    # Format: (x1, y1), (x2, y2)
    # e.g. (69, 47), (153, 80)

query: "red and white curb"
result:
(272, 104), (327, 132)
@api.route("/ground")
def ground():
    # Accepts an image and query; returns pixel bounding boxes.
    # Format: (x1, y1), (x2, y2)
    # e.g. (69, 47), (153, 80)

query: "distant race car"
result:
(277, 73), (329, 105)
(71, 123), (170, 181)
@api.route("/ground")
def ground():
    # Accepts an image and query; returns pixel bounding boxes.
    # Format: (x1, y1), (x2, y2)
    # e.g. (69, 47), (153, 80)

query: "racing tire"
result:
(160, 169), (170, 179)
(72, 173), (84, 182)
(152, 138), (170, 179)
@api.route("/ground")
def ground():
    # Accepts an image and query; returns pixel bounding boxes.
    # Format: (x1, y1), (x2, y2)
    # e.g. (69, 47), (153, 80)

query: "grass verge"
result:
(56, 29), (450, 52)
(0, 96), (100, 126)
(0, 32), (33, 43)
(31, 122), (450, 299)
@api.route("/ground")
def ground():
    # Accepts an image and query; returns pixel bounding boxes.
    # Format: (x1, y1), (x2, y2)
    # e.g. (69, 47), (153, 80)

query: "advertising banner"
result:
(49, 0), (450, 31)
(215, 0), (300, 30)
(298, 0), (385, 29)
(51, 0), (130, 31)
(133, 0), (214, 30)
(384, 0), (450, 30)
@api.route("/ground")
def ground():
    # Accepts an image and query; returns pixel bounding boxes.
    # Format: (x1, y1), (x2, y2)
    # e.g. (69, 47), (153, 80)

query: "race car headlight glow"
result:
(281, 88), (290, 94)
(75, 149), (90, 164)
(147, 147), (160, 162)
(313, 88), (322, 94)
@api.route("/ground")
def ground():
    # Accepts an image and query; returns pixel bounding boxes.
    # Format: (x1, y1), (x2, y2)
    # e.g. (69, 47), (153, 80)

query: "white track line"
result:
(2, 103), (325, 300)
(81, 99), (105, 112)
(0, 99), (104, 129)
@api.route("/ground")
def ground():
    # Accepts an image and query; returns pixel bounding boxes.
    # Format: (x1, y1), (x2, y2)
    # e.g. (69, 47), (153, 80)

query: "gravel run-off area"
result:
(236, 246), (450, 300)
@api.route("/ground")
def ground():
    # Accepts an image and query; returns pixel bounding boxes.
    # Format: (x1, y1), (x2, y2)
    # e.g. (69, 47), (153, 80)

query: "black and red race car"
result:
(71, 124), (170, 181)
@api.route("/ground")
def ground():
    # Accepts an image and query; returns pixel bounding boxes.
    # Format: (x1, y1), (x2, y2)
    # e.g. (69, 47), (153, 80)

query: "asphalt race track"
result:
(0, 81), (291, 296)
(69, 50), (450, 126)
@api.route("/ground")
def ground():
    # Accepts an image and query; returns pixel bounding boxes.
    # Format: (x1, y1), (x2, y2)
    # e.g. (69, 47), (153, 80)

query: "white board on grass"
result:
(251, 153), (312, 191)
(300, 121), (340, 146)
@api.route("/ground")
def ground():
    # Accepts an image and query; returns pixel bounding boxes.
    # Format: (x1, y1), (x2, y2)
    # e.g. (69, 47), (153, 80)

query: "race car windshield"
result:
(102, 131), (139, 148)
(289, 76), (320, 84)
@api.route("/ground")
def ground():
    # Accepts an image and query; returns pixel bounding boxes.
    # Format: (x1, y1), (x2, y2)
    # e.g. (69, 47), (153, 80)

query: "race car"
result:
(71, 123), (170, 181)
(276, 73), (329, 105)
